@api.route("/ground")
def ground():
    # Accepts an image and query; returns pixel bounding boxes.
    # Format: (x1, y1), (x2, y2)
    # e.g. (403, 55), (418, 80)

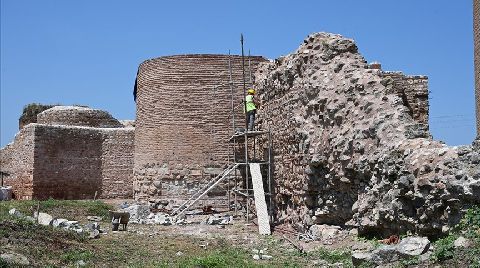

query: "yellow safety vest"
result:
(245, 95), (256, 112)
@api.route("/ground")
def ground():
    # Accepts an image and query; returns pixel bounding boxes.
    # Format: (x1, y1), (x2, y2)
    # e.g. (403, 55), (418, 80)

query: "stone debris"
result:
(87, 216), (103, 222)
(7, 207), (105, 238)
(122, 204), (150, 223)
(145, 212), (173, 225)
(34, 212), (53, 226)
(352, 236), (430, 265)
(75, 260), (87, 267)
(454, 236), (472, 248)
(206, 214), (233, 225)
(8, 208), (35, 222)
(252, 248), (273, 260)
(0, 186), (12, 201)
(8, 208), (22, 217)
(0, 252), (30, 266)
(308, 224), (343, 240)
(52, 218), (69, 228)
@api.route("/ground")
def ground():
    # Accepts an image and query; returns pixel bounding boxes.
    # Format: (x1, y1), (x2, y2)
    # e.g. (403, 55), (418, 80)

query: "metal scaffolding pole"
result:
(228, 52), (238, 216)
(241, 34), (250, 222)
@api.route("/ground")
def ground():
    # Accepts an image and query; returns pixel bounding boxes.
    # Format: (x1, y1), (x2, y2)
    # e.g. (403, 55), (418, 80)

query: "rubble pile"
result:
(8, 208), (104, 238)
(121, 203), (233, 226)
(254, 32), (480, 236)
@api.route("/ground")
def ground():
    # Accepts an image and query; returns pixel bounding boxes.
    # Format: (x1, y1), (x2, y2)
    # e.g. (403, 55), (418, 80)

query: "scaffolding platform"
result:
(229, 130), (269, 142)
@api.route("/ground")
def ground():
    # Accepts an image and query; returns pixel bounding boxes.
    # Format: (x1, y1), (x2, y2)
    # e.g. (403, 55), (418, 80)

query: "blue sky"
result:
(0, 0), (476, 147)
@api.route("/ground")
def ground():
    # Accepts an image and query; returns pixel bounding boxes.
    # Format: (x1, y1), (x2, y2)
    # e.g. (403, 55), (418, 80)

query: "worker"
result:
(245, 88), (260, 131)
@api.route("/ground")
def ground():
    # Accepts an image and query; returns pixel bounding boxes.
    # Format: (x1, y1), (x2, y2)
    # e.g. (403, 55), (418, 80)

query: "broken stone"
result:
(454, 236), (472, 248)
(8, 208), (22, 217)
(261, 254), (273, 260)
(354, 236), (431, 265)
(87, 216), (103, 222)
(53, 218), (68, 228)
(35, 212), (53, 226)
(0, 252), (30, 266)
(88, 229), (100, 239)
(76, 260), (87, 267)
(123, 204), (150, 222)
(206, 214), (233, 225)
(352, 252), (373, 267)
(396, 236), (430, 256)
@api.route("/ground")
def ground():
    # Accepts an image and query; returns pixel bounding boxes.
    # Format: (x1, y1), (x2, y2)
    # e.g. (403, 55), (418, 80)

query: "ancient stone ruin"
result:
(253, 32), (479, 237)
(0, 106), (134, 200)
(1, 31), (479, 238)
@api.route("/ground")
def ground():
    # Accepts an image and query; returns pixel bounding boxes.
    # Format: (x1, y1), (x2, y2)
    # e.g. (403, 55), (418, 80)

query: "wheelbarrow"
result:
(109, 210), (130, 231)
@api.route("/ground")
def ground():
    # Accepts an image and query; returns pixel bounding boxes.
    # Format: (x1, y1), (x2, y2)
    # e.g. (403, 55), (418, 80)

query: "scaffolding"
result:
(172, 36), (274, 230)
(226, 36), (274, 225)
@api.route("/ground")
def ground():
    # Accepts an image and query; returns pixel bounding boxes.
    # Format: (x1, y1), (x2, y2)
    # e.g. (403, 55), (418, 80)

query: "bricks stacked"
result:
(133, 54), (267, 206)
(380, 72), (429, 125)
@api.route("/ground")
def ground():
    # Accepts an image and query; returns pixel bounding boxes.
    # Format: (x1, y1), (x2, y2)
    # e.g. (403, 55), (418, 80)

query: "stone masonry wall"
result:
(100, 128), (135, 198)
(1, 106), (134, 200)
(32, 124), (104, 199)
(475, 0), (480, 137)
(254, 32), (479, 236)
(134, 54), (267, 206)
(0, 125), (36, 200)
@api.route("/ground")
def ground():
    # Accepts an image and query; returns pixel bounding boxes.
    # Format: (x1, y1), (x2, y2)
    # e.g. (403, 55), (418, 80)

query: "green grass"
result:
(60, 249), (94, 263)
(431, 206), (480, 266)
(308, 248), (353, 267)
(178, 248), (256, 268)
(0, 199), (113, 220)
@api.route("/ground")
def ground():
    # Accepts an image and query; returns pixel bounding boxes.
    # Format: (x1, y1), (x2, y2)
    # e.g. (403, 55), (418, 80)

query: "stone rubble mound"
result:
(352, 236), (431, 266)
(121, 203), (233, 226)
(254, 32), (480, 236)
(9, 208), (103, 238)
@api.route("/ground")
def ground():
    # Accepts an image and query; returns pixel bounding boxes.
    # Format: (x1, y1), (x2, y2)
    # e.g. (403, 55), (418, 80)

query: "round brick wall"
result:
(133, 54), (267, 202)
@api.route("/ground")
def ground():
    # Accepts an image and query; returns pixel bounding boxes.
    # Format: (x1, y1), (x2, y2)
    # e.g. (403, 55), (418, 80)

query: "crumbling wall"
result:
(254, 32), (479, 236)
(133, 54), (267, 206)
(380, 72), (429, 125)
(0, 125), (36, 199)
(18, 103), (56, 130)
(1, 106), (135, 200)
(37, 106), (124, 128)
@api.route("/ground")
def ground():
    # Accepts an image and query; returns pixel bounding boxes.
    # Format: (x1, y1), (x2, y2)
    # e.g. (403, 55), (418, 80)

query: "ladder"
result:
(171, 163), (239, 217)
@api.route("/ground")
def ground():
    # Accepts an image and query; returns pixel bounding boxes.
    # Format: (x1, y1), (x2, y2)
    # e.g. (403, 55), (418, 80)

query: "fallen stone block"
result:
(454, 236), (472, 248)
(0, 252), (30, 266)
(396, 236), (430, 256)
(53, 218), (68, 228)
(34, 212), (53, 226)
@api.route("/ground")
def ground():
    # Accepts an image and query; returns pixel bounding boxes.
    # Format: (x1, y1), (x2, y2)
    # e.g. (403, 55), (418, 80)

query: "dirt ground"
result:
(1, 199), (372, 267)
